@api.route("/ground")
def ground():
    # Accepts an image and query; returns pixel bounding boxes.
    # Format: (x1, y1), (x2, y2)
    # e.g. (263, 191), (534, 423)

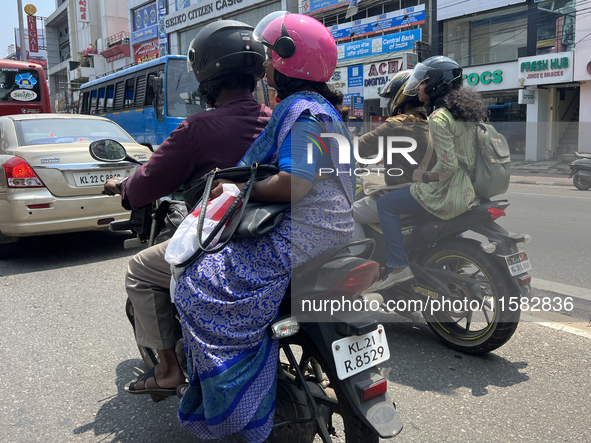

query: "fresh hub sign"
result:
(518, 51), (574, 86)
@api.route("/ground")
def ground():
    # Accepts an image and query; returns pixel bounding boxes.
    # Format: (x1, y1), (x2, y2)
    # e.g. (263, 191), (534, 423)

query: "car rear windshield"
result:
(16, 118), (135, 146)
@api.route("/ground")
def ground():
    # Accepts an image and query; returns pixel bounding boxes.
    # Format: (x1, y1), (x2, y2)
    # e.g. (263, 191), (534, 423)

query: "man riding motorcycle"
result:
(103, 20), (273, 397)
(353, 70), (433, 247)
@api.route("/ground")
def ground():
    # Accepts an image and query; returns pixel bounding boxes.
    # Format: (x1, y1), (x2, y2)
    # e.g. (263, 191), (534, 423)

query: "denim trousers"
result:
(376, 186), (425, 268)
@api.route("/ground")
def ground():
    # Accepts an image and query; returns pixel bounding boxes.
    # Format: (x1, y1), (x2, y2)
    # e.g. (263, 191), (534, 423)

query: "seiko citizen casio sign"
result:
(462, 70), (503, 86)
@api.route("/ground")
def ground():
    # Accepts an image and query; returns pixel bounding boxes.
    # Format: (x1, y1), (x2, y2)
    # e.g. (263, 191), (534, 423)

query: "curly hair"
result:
(433, 85), (489, 123)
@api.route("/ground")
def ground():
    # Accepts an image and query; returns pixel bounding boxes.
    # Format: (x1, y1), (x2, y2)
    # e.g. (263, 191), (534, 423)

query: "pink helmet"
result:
(254, 11), (337, 83)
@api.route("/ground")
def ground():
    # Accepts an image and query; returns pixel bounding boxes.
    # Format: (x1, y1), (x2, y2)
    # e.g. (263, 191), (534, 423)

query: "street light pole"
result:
(17, 0), (27, 61)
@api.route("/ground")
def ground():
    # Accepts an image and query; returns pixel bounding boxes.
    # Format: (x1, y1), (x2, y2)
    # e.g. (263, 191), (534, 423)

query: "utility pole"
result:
(17, 0), (27, 61)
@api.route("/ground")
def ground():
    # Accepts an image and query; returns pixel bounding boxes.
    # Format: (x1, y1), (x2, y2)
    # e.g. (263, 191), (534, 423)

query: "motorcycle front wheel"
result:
(420, 239), (521, 354)
(269, 334), (380, 443)
(573, 174), (591, 190)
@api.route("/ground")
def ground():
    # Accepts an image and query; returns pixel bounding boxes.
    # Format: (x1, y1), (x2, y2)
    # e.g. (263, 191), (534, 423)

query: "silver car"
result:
(0, 114), (152, 258)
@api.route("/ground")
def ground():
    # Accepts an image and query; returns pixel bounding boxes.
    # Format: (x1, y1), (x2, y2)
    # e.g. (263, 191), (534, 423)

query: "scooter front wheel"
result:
(420, 239), (520, 354)
(573, 174), (591, 190)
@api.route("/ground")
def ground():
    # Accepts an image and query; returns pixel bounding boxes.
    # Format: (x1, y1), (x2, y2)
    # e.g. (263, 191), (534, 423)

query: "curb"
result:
(511, 179), (572, 187)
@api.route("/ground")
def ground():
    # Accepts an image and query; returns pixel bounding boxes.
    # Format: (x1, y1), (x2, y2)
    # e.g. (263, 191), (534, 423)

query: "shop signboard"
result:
(132, 2), (159, 46)
(77, 0), (89, 23)
(134, 39), (159, 64)
(329, 6), (425, 42)
(352, 96), (364, 117)
(363, 58), (404, 99)
(328, 68), (347, 96)
(337, 29), (421, 61)
(164, 0), (266, 33)
(518, 51), (574, 86)
(518, 89), (536, 104)
(462, 62), (521, 92)
(302, 0), (349, 14)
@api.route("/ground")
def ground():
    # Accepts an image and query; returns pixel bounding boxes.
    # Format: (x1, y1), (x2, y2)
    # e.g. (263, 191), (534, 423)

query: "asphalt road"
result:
(1, 182), (590, 442)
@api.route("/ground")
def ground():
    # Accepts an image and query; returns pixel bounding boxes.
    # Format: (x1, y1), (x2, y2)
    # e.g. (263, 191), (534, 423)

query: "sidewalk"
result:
(510, 159), (572, 187)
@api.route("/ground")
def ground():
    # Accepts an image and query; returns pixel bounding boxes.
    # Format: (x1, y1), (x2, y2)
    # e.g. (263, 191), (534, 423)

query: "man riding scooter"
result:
(103, 21), (273, 398)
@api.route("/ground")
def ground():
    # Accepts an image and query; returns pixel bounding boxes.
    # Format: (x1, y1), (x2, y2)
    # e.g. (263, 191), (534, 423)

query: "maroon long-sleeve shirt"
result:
(120, 91), (272, 210)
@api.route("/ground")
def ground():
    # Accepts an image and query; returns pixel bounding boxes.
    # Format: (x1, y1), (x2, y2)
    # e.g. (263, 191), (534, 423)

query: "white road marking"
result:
(531, 278), (591, 301)
(521, 314), (591, 340)
(509, 191), (591, 200)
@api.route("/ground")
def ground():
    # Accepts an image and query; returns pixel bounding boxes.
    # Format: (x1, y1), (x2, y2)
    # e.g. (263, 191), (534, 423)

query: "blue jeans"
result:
(377, 186), (425, 268)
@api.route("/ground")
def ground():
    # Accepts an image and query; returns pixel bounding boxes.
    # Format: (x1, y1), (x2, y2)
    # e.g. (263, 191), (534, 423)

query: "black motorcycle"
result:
(91, 140), (403, 443)
(569, 152), (591, 191)
(357, 188), (532, 355)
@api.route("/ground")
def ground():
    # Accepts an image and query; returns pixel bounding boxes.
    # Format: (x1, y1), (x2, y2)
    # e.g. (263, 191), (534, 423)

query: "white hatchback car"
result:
(0, 114), (152, 258)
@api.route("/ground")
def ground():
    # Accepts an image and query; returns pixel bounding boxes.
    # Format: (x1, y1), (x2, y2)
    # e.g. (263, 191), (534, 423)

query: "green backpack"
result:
(461, 123), (511, 199)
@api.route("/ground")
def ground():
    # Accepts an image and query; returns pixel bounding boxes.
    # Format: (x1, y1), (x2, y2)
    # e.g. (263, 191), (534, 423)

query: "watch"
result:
(115, 177), (129, 192)
(422, 172), (429, 183)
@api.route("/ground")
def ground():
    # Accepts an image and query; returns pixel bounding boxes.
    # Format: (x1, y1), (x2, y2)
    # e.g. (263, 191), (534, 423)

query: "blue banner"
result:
(302, 0), (349, 14)
(131, 24), (158, 45)
(348, 65), (363, 88)
(337, 28), (421, 61)
(330, 6), (425, 41)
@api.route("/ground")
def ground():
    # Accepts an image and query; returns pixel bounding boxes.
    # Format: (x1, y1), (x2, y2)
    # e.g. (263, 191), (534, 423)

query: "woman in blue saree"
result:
(173, 12), (354, 443)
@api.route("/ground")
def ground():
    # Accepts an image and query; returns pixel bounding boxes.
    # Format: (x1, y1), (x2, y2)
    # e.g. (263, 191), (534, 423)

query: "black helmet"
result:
(187, 20), (265, 84)
(403, 56), (463, 99)
(378, 69), (417, 116)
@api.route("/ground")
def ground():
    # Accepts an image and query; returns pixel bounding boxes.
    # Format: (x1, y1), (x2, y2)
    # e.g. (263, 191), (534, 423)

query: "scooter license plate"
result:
(332, 325), (390, 380)
(504, 251), (532, 276)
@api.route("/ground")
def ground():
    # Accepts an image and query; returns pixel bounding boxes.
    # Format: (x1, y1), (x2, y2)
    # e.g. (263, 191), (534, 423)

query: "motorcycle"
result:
(356, 186), (532, 355)
(569, 152), (591, 191)
(91, 140), (403, 443)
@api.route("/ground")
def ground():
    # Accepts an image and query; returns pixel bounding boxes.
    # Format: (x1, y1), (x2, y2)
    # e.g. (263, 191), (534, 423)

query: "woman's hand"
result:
(210, 179), (245, 199)
(412, 164), (427, 183)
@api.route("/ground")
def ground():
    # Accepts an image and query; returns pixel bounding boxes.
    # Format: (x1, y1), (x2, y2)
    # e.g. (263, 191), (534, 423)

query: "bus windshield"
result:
(166, 58), (202, 118)
(0, 68), (42, 103)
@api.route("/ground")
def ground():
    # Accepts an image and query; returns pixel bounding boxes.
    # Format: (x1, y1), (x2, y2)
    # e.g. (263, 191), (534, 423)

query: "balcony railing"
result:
(106, 31), (130, 48)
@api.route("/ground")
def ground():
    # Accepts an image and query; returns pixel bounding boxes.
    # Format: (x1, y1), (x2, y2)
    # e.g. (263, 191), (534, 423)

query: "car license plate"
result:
(332, 325), (390, 380)
(505, 251), (532, 276)
(72, 171), (125, 187)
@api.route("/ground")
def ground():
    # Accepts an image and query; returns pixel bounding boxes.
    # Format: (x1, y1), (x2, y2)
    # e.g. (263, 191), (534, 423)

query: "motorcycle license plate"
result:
(73, 170), (125, 187)
(332, 325), (390, 380)
(505, 251), (532, 276)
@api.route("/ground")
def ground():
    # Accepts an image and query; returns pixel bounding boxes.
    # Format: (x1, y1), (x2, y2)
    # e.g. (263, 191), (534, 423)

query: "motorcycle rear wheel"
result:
(269, 334), (380, 443)
(420, 239), (521, 354)
(573, 175), (591, 190)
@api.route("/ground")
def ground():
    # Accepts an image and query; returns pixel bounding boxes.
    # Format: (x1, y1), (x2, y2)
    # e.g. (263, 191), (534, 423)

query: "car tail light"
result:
(362, 379), (388, 402)
(488, 207), (506, 219)
(2, 157), (45, 188)
(325, 262), (380, 297)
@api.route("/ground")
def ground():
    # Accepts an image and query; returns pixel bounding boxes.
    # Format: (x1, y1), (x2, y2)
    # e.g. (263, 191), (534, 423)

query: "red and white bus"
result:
(0, 60), (51, 116)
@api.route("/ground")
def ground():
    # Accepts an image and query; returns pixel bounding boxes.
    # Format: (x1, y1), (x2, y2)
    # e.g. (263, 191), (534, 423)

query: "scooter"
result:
(357, 188), (532, 355)
(569, 152), (591, 190)
(91, 140), (403, 443)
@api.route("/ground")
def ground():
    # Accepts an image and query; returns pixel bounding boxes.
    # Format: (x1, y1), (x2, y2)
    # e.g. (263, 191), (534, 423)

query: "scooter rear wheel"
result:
(269, 335), (381, 443)
(420, 239), (521, 354)
(573, 175), (591, 190)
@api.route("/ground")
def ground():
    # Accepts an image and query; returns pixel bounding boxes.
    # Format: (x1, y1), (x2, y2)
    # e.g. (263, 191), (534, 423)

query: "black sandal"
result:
(126, 367), (177, 397)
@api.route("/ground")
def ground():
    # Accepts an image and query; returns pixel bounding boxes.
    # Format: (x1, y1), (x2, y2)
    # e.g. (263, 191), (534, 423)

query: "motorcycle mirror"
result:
(89, 139), (140, 164)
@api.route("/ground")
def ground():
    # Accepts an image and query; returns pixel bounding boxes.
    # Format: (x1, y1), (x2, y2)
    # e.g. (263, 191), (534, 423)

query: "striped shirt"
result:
(410, 106), (477, 220)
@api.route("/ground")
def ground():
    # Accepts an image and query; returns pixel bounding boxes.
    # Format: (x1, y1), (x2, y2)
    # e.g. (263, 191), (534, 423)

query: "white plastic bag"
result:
(165, 183), (240, 296)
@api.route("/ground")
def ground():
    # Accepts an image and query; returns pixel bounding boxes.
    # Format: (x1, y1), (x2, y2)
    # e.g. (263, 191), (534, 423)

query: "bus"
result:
(0, 60), (51, 116)
(79, 55), (203, 150)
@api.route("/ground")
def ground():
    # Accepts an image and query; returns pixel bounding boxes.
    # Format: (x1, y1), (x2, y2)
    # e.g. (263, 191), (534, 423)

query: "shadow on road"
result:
(0, 230), (139, 277)
(72, 360), (206, 443)
(381, 320), (530, 397)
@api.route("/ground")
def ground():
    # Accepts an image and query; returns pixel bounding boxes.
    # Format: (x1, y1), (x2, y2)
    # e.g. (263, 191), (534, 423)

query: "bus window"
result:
(166, 57), (202, 117)
(106, 85), (114, 110)
(125, 78), (135, 107)
(145, 72), (156, 106)
(156, 71), (164, 122)
(90, 89), (98, 113)
(97, 88), (106, 111)
(80, 92), (89, 114)
(135, 74), (146, 108)
(114, 81), (125, 109)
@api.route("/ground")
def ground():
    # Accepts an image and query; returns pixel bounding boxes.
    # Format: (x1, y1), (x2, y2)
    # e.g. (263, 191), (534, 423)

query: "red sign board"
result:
(27, 15), (38, 53)
(371, 116), (388, 131)
(134, 39), (159, 64)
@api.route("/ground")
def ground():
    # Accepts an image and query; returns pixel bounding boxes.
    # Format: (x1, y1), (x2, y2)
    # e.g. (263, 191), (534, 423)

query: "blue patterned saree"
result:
(174, 92), (354, 443)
